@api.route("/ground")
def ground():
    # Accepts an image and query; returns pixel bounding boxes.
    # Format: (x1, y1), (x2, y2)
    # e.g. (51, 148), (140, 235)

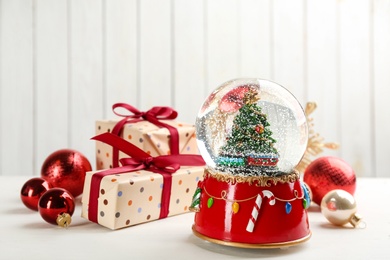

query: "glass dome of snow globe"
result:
(196, 78), (308, 176)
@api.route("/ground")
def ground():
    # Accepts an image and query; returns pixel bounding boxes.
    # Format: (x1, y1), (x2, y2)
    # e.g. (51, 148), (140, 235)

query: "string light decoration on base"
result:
(38, 188), (75, 227)
(191, 78), (311, 247)
(295, 102), (339, 173)
(320, 189), (363, 228)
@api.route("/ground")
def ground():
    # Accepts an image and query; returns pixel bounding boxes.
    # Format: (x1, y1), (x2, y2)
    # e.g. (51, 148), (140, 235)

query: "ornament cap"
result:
(189, 207), (200, 213)
(350, 213), (363, 228)
(56, 213), (72, 228)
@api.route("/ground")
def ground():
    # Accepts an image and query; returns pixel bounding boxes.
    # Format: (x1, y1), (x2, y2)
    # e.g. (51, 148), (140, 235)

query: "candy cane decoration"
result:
(246, 194), (262, 233)
(262, 190), (276, 205)
(246, 190), (275, 232)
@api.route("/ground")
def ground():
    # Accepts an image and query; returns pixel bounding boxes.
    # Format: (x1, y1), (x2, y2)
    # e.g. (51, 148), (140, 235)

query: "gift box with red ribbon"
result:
(82, 133), (205, 230)
(95, 103), (198, 170)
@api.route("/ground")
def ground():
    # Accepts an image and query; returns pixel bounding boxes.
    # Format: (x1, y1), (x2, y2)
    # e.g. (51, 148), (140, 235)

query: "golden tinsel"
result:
(295, 102), (339, 173)
(204, 168), (300, 187)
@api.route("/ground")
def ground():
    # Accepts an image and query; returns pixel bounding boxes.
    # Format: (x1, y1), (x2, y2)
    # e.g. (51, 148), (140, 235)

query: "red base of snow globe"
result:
(190, 169), (311, 248)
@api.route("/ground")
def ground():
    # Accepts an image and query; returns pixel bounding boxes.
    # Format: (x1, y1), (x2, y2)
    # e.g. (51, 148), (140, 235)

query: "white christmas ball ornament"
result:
(321, 189), (363, 227)
(196, 78), (308, 176)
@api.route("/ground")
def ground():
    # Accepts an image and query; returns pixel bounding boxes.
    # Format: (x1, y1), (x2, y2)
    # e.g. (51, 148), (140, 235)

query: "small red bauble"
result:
(20, 178), (52, 211)
(303, 156), (356, 205)
(38, 188), (75, 227)
(255, 124), (264, 134)
(41, 149), (92, 197)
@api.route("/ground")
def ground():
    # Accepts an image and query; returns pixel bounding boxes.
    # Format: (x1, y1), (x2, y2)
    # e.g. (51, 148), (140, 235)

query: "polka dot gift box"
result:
(82, 166), (203, 230)
(82, 133), (205, 230)
(95, 104), (198, 170)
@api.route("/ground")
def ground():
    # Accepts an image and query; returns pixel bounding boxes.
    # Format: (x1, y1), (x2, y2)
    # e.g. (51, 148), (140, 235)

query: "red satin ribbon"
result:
(88, 132), (205, 223)
(110, 103), (179, 168)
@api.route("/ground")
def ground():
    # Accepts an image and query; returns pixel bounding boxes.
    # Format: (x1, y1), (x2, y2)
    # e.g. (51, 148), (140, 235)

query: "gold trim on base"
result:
(192, 226), (311, 249)
(205, 168), (300, 187)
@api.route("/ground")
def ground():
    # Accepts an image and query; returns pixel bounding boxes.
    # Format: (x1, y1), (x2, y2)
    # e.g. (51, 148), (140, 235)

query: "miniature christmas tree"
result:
(217, 88), (279, 175)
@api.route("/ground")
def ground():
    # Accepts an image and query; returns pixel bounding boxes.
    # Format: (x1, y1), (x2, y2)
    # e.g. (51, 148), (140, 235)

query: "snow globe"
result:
(190, 78), (311, 248)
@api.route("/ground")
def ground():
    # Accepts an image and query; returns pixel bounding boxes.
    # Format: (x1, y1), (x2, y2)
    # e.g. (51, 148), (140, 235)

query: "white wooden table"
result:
(1, 176), (389, 259)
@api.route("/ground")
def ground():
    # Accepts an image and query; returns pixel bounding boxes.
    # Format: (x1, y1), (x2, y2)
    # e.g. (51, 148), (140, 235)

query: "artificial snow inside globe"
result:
(190, 78), (311, 248)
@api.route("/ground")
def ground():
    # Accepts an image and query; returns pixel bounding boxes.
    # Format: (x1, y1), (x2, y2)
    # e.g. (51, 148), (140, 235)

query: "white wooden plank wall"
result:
(0, 0), (389, 177)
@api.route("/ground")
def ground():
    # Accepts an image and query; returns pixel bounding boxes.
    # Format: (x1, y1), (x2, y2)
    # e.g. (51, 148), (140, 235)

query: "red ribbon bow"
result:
(88, 132), (205, 223)
(111, 103), (180, 168)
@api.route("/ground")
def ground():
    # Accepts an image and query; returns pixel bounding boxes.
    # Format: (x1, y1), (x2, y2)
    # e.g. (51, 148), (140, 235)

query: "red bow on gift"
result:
(88, 132), (205, 223)
(110, 103), (180, 168)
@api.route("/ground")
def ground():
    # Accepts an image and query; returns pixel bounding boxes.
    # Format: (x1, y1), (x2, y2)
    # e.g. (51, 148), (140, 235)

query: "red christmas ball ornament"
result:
(38, 188), (75, 227)
(20, 178), (52, 211)
(303, 156), (356, 205)
(41, 149), (92, 197)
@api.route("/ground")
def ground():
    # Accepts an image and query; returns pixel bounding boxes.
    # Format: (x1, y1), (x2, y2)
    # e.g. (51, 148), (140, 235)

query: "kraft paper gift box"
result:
(82, 132), (205, 230)
(95, 104), (198, 170)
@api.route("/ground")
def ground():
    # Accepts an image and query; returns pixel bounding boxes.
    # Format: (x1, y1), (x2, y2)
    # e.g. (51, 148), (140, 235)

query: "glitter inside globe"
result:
(196, 78), (308, 176)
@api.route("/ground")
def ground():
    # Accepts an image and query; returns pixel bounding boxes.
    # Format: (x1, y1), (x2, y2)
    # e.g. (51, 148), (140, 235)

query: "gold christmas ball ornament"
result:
(320, 189), (363, 227)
